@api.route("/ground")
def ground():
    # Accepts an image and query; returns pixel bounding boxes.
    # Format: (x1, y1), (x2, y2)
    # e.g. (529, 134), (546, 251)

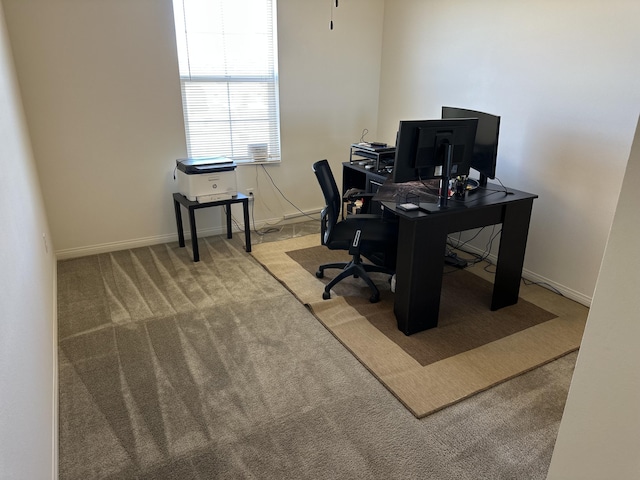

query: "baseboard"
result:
(283, 208), (322, 220)
(54, 214), (321, 260)
(520, 268), (592, 308)
(452, 241), (592, 308)
(55, 232), (183, 260)
(52, 261), (59, 480)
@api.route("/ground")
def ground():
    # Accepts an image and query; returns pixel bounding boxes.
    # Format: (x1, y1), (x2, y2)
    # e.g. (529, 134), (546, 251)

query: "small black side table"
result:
(173, 192), (251, 262)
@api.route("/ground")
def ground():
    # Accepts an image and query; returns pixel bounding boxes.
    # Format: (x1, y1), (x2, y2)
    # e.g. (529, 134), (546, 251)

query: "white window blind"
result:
(172, 0), (281, 162)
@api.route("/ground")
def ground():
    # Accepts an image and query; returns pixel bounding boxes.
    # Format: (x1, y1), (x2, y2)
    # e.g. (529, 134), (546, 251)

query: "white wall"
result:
(3, 0), (385, 257)
(378, 0), (640, 303)
(546, 116), (640, 478)
(0, 2), (57, 478)
(3, 0), (188, 258)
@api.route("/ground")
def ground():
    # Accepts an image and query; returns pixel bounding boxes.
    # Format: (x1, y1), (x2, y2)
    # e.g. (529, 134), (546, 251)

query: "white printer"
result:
(176, 157), (238, 202)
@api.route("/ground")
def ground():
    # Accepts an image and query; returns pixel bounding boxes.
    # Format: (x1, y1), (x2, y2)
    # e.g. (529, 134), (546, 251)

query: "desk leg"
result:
(394, 216), (448, 335)
(491, 199), (534, 310)
(225, 204), (233, 239)
(187, 206), (199, 262)
(174, 199), (185, 248)
(242, 199), (251, 252)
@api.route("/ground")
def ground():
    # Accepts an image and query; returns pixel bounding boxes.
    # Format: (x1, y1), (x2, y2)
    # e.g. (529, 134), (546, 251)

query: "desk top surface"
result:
(378, 182), (537, 219)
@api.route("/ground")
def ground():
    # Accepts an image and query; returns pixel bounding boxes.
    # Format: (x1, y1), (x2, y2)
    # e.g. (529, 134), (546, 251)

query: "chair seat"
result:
(324, 215), (397, 254)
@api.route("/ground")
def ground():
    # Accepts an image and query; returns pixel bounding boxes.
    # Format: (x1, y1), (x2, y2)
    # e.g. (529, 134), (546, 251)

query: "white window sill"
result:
(236, 158), (281, 166)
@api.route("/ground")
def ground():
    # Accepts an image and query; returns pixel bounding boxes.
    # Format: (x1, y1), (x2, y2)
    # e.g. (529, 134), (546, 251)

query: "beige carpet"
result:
(251, 234), (588, 418)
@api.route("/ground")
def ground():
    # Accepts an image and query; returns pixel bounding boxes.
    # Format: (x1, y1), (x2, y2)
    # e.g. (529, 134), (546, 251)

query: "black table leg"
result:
(187, 206), (199, 262)
(174, 199), (185, 248)
(491, 198), (534, 310)
(394, 215), (448, 335)
(242, 198), (251, 252)
(225, 204), (233, 239)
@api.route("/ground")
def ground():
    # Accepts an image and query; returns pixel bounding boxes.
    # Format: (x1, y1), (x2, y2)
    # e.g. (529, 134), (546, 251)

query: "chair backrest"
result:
(312, 159), (341, 245)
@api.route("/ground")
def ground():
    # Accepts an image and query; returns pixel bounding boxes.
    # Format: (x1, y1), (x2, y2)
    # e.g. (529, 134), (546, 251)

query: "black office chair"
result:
(312, 159), (398, 303)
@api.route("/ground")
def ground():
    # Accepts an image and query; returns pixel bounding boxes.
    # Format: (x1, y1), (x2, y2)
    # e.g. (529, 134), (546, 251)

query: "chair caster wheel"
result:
(369, 293), (380, 303)
(322, 291), (331, 300)
(316, 270), (324, 278)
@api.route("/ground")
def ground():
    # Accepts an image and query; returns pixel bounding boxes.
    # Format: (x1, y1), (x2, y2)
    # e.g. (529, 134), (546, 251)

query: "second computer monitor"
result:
(442, 106), (500, 186)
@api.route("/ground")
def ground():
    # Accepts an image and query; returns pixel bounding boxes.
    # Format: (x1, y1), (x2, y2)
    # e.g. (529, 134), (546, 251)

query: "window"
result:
(172, 0), (281, 162)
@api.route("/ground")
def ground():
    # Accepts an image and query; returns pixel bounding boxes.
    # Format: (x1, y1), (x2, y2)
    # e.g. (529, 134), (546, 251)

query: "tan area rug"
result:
(251, 235), (587, 418)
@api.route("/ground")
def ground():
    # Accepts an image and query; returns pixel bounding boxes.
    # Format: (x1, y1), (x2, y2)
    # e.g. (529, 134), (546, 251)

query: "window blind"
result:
(172, 0), (281, 162)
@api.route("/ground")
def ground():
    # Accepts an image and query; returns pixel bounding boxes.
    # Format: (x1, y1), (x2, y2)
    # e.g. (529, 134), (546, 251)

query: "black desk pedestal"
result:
(173, 192), (251, 262)
(382, 187), (537, 335)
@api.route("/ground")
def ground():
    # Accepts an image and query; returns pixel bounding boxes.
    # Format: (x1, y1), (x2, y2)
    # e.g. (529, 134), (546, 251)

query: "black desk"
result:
(343, 159), (538, 335)
(173, 192), (251, 262)
(380, 186), (537, 335)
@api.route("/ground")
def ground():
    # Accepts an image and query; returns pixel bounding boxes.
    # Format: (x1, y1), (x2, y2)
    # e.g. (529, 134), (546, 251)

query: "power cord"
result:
(446, 225), (501, 267)
(259, 164), (321, 222)
(446, 227), (566, 298)
(173, 158), (187, 180)
(225, 197), (282, 237)
(248, 193), (282, 236)
(478, 176), (513, 195)
(522, 278), (565, 297)
(225, 164), (321, 236)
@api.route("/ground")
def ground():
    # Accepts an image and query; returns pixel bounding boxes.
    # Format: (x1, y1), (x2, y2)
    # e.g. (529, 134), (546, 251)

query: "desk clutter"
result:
(350, 143), (395, 174)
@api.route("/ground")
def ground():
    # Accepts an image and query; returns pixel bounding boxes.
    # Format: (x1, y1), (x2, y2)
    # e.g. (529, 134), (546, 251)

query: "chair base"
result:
(315, 256), (393, 303)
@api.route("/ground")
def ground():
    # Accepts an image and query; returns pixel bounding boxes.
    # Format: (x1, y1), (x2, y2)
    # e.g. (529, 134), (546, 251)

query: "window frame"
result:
(173, 0), (282, 164)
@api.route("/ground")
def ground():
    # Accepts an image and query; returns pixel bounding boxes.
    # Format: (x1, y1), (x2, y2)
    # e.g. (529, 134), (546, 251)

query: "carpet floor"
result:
(57, 232), (585, 479)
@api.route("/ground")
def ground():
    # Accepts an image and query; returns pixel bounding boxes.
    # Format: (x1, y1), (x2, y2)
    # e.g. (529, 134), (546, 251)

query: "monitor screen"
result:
(442, 106), (500, 186)
(392, 118), (478, 184)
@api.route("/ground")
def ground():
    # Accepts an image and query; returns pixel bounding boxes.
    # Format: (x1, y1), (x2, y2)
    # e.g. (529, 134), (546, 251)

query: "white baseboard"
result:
(283, 208), (322, 220)
(52, 262), (59, 480)
(54, 212), (323, 260)
(520, 268), (592, 307)
(56, 232), (182, 260)
(453, 241), (592, 308)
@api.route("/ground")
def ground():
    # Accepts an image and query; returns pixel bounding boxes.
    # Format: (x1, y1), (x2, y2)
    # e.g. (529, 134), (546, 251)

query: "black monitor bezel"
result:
(392, 118), (478, 184)
(441, 106), (500, 186)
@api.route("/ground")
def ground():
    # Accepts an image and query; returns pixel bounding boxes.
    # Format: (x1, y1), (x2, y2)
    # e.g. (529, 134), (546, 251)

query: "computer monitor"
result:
(442, 106), (500, 187)
(392, 118), (478, 209)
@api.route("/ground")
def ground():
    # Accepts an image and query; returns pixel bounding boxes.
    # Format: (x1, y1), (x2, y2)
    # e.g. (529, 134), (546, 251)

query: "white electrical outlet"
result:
(246, 188), (255, 201)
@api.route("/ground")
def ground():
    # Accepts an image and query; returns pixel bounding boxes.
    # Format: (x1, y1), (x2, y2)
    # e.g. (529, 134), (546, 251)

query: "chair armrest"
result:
(319, 206), (329, 245)
(343, 188), (374, 202)
(343, 188), (376, 215)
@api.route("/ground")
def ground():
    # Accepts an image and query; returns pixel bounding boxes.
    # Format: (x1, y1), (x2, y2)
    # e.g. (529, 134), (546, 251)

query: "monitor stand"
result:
(419, 143), (453, 213)
(419, 194), (470, 213)
(418, 200), (445, 213)
(478, 173), (488, 187)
